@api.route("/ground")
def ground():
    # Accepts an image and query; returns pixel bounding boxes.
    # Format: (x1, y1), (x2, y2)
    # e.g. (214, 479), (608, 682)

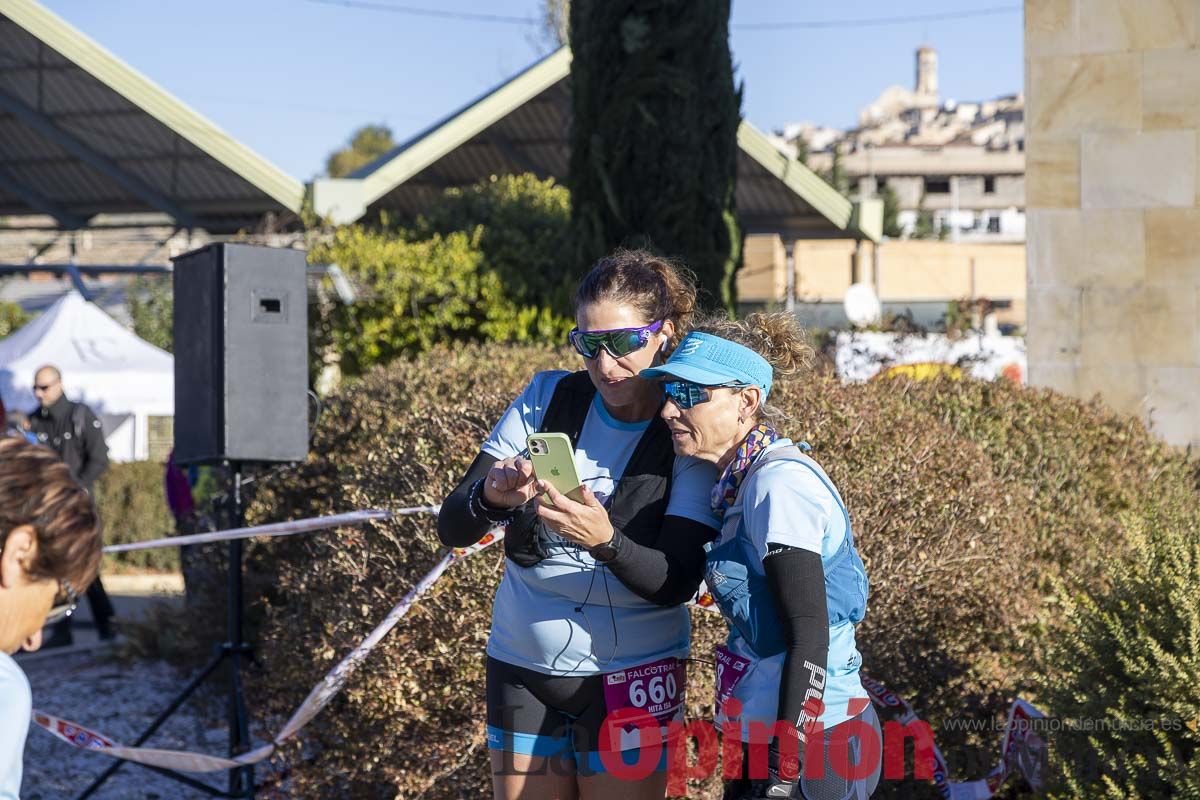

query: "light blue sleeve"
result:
(481, 371), (570, 460)
(0, 654), (30, 800)
(741, 461), (836, 559)
(666, 456), (722, 530)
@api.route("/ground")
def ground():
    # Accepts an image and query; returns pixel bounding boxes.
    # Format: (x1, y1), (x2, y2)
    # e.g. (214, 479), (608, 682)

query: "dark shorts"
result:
(485, 656), (670, 775)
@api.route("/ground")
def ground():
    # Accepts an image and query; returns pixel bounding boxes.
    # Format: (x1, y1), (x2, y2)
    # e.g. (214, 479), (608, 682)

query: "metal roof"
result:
(313, 48), (880, 242)
(0, 0), (304, 232)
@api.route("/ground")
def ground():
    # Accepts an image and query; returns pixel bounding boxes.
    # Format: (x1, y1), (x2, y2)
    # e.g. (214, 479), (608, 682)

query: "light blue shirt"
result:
(481, 371), (721, 676)
(0, 652), (30, 799)
(721, 439), (868, 732)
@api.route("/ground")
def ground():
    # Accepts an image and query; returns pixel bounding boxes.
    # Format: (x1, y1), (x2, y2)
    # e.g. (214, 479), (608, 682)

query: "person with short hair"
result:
(641, 313), (879, 800)
(27, 365), (115, 646)
(0, 436), (103, 798)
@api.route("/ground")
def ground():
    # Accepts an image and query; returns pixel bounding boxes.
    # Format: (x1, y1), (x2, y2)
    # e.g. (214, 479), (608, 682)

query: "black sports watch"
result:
(589, 529), (624, 564)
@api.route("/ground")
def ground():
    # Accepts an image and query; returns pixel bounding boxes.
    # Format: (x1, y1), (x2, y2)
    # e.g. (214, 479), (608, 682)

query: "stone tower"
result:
(916, 45), (938, 98)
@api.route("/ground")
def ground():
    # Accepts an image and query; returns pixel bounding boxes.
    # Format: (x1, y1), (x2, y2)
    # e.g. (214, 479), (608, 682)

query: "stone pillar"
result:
(1025, 0), (1200, 448)
(872, 241), (881, 295)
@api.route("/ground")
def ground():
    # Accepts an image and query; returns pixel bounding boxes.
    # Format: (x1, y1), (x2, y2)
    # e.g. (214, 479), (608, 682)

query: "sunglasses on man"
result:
(568, 320), (664, 360)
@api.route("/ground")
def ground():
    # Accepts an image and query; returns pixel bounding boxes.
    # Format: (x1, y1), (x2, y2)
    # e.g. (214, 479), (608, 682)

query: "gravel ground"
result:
(20, 648), (242, 800)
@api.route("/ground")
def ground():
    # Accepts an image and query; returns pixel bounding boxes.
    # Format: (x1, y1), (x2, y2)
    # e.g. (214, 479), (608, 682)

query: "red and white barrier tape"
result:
(102, 508), (419, 554)
(42, 525), (1045, 796)
(35, 517), (502, 773)
(859, 675), (1046, 797)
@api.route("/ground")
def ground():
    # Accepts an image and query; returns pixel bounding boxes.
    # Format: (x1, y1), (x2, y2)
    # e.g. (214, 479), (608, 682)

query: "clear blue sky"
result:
(37, 1), (1024, 181)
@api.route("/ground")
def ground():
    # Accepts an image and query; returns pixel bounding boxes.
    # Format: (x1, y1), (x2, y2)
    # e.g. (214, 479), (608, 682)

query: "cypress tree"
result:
(826, 147), (849, 197)
(568, 0), (743, 311)
(880, 183), (903, 238)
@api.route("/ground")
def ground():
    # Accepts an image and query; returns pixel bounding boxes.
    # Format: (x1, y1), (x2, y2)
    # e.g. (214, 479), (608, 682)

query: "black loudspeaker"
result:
(172, 243), (309, 465)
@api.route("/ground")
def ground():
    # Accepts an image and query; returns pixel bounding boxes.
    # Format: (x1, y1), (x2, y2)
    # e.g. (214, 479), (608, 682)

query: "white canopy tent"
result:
(0, 290), (173, 461)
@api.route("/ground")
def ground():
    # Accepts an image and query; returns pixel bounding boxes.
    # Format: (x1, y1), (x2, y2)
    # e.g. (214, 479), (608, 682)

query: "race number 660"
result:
(629, 674), (678, 707)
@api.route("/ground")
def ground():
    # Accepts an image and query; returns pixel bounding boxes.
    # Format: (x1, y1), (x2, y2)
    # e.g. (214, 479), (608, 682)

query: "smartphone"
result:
(526, 433), (586, 504)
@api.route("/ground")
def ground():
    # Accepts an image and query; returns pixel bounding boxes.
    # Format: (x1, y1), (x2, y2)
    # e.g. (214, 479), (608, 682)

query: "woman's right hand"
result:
(483, 456), (538, 509)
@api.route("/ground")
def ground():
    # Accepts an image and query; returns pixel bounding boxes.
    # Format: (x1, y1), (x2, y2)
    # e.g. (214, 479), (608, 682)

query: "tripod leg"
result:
(226, 464), (255, 799)
(74, 652), (226, 800)
(123, 760), (235, 797)
(228, 648), (254, 797)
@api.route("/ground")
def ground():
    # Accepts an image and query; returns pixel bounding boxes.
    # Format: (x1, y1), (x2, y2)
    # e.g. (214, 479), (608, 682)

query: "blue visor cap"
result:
(639, 331), (773, 400)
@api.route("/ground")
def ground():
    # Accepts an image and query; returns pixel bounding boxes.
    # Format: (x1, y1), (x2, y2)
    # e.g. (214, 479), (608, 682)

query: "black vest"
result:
(503, 371), (675, 567)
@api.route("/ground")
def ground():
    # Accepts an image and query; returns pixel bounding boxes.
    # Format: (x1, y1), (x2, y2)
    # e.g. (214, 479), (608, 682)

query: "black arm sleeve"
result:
(764, 545), (830, 756)
(603, 515), (714, 607)
(436, 451), (502, 547)
(77, 408), (109, 488)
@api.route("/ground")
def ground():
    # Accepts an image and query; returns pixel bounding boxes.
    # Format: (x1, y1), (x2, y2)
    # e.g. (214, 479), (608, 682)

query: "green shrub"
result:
(225, 346), (1200, 798)
(309, 173), (576, 383)
(127, 274), (173, 352)
(92, 461), (178, 573)
(309, 225), (573, 379)
(1037, 500), (1200, 798)
(325, 123), (395, 179)
(0, 299), (30, 337)
(410, 173), (575, 316)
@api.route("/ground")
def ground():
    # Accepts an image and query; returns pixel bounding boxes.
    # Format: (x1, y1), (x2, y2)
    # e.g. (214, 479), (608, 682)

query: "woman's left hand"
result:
(534, 481), (614, 549)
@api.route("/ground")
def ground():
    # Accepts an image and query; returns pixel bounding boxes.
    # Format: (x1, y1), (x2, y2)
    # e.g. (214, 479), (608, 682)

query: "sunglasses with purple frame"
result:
(568, 319), (664, 359)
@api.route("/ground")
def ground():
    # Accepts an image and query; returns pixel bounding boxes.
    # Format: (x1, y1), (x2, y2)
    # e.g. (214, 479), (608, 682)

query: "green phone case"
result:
(526, 432), (586, 503)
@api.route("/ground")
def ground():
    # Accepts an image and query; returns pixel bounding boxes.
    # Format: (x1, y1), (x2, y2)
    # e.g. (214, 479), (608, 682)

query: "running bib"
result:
(715, 645), (752, 712)
(603, 656), (686, 728)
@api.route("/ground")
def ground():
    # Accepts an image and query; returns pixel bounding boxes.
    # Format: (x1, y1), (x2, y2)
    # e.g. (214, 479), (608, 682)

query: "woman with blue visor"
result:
(439, 250), (722, 799)
(641, 313), (880, 800)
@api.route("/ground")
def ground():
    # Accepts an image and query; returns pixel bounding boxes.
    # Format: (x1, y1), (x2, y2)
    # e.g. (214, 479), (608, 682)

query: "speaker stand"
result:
(77, 463), (256, 800)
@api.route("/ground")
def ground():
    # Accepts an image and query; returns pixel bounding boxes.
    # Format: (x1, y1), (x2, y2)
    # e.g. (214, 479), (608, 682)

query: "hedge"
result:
(226, 345), (1199, 798)
(1037, 500), (1200, 798)
(93, 461), (178, 573)
(308, 174), (574, 382)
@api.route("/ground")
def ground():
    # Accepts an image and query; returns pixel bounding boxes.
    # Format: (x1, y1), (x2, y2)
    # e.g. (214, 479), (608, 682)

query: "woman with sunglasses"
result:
(0, 437), (103, 797)
(439, 250), (722, 799)
(641, 314), (879, 800)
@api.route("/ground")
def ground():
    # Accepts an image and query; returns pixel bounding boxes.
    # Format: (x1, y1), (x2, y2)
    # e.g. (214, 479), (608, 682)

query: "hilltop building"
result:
(798, 45), (1026, 241)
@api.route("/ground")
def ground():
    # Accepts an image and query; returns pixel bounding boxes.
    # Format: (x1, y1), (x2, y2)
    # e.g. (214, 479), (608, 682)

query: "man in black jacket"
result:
(29, 365), (116, 645)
